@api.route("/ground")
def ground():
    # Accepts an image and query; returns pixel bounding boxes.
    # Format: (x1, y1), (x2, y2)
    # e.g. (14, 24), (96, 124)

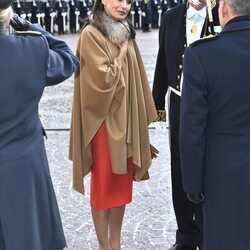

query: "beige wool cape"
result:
(69, 21), (157, 194)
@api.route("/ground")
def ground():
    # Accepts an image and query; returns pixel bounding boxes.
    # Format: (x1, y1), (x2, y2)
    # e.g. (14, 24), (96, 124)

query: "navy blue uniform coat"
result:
(180, 17), (250, 250)
(152, 3), (219, 247)
(0, 24), (78, 249)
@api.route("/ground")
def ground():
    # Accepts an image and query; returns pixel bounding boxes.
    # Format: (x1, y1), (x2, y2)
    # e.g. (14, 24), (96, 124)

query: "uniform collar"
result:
(187, 5), (207, 22)
(221, 16), (250, 34)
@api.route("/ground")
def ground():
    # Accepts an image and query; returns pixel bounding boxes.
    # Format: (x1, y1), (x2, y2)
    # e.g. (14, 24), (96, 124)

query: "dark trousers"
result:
(142, 24), (150, 32)
(0, 219), (5, 250)
(169, 93), (203, 248)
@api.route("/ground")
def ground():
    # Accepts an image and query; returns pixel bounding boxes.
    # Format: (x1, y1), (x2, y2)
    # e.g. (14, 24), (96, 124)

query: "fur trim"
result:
(90, 12), (131, 44)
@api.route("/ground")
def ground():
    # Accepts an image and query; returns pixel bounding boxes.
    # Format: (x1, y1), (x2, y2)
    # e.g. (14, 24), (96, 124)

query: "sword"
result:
(62, 12), (67, 33)
(158, 9), (162, 27)
(131, 10), (135, 27)
(37, 13), (41, 25)
(75, 10), (80, 32)
(50, 12), (56, 33)
(138, 10), (142, 29)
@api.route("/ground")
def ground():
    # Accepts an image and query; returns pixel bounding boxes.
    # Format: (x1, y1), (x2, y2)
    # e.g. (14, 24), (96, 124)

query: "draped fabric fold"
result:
(69, 22), (157, 194)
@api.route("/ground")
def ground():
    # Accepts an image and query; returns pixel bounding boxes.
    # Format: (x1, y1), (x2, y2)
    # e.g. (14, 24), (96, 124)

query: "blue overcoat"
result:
(0, 24), (78, 249)
(180, 17), (250, 250)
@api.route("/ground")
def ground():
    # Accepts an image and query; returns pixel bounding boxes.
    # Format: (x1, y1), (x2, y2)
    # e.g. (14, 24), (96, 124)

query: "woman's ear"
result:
(101, 0), (107, 6)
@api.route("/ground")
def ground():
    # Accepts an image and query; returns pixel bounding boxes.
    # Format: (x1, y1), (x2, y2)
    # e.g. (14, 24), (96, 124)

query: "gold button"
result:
(177, 85), (179, 90)
(178, 75), (181, 79)
(179, 65), (182, 69)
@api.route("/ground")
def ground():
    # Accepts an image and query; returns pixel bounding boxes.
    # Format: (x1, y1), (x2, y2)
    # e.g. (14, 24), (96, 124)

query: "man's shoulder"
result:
(14, 30), (42, 36)
(190, 34), (219, 47)
(163, 4), (186, 19)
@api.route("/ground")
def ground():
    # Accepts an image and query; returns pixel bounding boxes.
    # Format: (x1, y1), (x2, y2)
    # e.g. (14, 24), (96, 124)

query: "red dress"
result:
(90, 122), (133, 209)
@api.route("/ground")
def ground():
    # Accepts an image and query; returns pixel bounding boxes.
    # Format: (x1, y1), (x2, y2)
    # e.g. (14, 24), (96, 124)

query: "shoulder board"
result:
(190, 34), (218, 47)
(15, 30), (42, 36)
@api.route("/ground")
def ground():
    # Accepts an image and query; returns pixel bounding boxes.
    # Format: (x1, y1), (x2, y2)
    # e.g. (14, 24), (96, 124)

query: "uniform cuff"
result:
(155, 110), (166, 122)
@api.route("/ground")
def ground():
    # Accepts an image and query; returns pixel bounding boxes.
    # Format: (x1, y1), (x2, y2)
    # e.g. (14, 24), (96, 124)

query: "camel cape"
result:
(69, 25), (157, 194)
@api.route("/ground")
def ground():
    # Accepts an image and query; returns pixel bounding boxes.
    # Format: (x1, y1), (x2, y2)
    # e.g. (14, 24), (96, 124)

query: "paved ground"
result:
(39, 29), (177, 249)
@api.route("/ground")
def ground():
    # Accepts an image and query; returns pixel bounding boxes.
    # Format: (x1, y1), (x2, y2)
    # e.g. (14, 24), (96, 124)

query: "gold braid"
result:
(211, 0), (216, 8)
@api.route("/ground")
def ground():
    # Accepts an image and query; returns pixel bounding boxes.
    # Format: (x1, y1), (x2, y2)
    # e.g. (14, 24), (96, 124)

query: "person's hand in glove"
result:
(10, 13), (32, 31)
(187, 193), (204, 205)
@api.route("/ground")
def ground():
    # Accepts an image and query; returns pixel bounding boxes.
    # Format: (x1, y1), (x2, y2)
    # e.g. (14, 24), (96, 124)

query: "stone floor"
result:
(39, 29), (177, 249)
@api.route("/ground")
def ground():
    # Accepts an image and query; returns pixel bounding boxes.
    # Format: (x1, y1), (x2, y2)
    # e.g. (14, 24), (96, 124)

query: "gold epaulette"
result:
(15, 30), (42, 36)
(190, 33), (218, 47)
(155, 110), (166, 122)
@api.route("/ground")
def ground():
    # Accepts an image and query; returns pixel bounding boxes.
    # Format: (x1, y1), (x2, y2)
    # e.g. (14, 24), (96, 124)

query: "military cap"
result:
(0, 0), (12, 9)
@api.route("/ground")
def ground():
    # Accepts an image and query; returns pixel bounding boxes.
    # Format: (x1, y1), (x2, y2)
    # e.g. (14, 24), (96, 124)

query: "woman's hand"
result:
(150, 144), (159, 159)
(117, 39), (129, 61)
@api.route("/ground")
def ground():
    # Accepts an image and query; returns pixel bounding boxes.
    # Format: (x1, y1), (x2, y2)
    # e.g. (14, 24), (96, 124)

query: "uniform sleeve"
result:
(152, 12), (169, 112)
(29, 24), (79, 85)
(179, 47), (209, 193)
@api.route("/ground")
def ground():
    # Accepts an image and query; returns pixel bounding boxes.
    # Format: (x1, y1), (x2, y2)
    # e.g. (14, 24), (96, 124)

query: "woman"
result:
(69, 0), (158, 249)
(0, 2), (78, 249)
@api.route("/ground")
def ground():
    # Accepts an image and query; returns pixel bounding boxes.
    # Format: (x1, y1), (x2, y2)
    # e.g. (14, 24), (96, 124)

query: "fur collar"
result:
(90, 12), (131, 44)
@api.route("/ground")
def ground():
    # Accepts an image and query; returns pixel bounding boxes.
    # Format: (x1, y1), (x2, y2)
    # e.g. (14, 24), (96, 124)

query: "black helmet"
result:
(0, 0), (12, 9)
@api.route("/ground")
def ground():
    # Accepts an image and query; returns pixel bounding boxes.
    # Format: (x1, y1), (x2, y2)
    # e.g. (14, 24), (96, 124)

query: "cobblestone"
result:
(40, 29), (177, 249)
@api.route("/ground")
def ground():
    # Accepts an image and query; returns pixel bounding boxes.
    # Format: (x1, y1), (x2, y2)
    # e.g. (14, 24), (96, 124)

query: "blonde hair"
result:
(0, 7), (12, 27)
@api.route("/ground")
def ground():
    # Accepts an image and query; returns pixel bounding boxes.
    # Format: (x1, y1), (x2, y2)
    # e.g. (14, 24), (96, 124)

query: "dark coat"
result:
(152, 4), (219, 247)
(0, 24), (78, 249)
(141, 0), (152, 26)
(131, 0), (142, 28)
(44, 0), (57, 33)
(69, 0), (80, 33)
(180, 17), (250, 250)
(56, 0), (68, 34)
(152, 3), (219, 157)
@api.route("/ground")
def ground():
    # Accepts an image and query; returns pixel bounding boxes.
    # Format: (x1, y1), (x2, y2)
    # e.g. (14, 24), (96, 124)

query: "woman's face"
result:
(102, 0), (132, 21)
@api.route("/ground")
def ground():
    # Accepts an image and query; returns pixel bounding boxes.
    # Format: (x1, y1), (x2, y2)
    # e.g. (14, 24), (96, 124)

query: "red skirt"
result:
(90, 122), (133, 209)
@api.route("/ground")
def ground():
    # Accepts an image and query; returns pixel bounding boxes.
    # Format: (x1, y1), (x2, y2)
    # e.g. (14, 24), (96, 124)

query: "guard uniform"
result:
(0, 23), (78, 250)
(180, 16), (250, 250)
(12, 0), (25, 17)
(56, 0), (68, 34)
(79, 0), (91, 29)
(36, 0), (46, 28)
(151, 0), (161, 28)
(152, 3), (219, 249)
(69, 0), (80, 33)
(131, 0), (142, 29)
(30, 0), (39, 23)
(44, 0), (57, 33)
(141, 0), (152, 32)
(161, 0), (169, 14)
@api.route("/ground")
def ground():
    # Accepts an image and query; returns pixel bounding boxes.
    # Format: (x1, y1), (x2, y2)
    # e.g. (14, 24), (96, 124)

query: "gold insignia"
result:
(211, 0), (216, 9)
(155, 110), (166, 122)
(190, 24), (198, 34)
